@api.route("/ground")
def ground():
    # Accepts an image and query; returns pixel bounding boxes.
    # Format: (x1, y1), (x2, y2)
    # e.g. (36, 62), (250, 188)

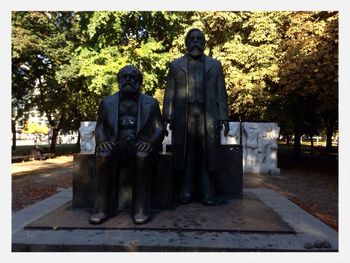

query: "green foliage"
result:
(12, 12), (83, 151)
(23, 121), (49, 134)
(276, 12), (338, 150)
(12, 11), (338, 153)
(59, 11), (189, 102)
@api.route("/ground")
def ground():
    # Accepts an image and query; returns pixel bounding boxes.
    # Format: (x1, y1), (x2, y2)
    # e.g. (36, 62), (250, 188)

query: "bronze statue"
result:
(163, 28), (229, 205)
(89, 65), (164, 225)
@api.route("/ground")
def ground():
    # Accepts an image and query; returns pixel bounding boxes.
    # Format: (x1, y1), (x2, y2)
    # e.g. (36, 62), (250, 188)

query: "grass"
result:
(12, 144), (79, 157)
(278, 142), (338, 157)
(277, 143), (338, 175)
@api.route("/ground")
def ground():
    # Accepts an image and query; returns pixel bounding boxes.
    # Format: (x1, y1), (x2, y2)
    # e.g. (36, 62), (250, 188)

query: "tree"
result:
(12, 11), (338, 155)
(12, 11), (81, 152)
(277, 11), (338, 156)
(67, 12), (188, 97)
(12, 12), (43, 150)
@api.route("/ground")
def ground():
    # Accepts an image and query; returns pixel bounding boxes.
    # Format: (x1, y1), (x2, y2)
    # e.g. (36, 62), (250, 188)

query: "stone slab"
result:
(25, 192), (292, 233)
(12, 188), (338, 252)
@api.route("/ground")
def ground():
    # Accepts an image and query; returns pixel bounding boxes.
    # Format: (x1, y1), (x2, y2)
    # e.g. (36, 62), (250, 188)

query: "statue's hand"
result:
(135, 140), (153, 153)
(222, 121), (229, 136)
(97, 140), (115, 152)
(163, 120), (171, 137)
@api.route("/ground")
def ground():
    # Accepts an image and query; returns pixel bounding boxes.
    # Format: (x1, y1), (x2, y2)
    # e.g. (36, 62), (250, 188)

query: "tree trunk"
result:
(310, 135), (314, 156)
(326, 121), (335, 152)
(293, 130), (301, 158)
(50, 128), (60, 153)
(12, 119), (16, 151)
(76, 130), (81, 152)
(286, 134), (291, 145)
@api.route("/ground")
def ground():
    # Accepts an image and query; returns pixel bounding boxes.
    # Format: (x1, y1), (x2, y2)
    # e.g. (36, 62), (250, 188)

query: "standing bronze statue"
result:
(163, 28), (229, 205)
(89, 65), (164, 225)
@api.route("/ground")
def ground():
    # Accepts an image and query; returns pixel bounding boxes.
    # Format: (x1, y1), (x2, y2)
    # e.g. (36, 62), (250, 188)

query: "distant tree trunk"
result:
(12, 119), (16, 151)
(50, 128), (60, 153)
(48, 115), (64, 153)
(310, 135), (314, 156)
(74, 115), (81, 152)
(293, 130), (301, 158)
(286, 134), (291, 145)
(76, 131), (81, 152)
(326, 120), (335, 152)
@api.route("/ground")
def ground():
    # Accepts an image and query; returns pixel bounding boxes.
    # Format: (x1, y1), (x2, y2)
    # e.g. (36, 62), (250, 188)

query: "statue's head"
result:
(117, 65), (143, 95)
(185, 28), (205, 58)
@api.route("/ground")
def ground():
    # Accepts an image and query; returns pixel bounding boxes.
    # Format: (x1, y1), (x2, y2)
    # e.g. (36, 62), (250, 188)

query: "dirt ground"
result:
(11, 154), (338, 231)
(11, 156), (73, 211)
(244, 171), (338, 231)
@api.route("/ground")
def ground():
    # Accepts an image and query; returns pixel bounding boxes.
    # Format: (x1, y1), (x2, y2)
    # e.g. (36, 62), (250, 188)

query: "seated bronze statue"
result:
(89, 65), (164, 225)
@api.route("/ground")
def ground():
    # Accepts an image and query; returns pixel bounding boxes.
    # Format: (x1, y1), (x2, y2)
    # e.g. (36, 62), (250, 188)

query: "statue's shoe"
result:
(202, 196), (216, 206)
(133, 213), (150, 225)
(89, 212), (109, 224)
(179, 193), (192, 204)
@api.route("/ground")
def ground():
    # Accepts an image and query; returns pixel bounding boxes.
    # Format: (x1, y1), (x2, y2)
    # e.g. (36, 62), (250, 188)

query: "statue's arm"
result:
(136, 99), (165, 153)
(163, 63), (175, 124)
(95, 99), (106, 144)
(217, 61), (229, 135)
(94, 99), (116, 153)
(149, 99), (165, 146)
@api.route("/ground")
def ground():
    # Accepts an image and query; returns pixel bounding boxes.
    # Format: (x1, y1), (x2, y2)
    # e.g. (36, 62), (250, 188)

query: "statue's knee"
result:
(136, 151), (150, 160)
(96, 151), (113, 163)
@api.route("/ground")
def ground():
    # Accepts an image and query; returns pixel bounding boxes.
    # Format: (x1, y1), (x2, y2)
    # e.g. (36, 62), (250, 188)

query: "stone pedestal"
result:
(72, 153), (95, 209)
(152, 152), (176, 210)
(216, 145), (243, 199)
(72, 152), (177, 211)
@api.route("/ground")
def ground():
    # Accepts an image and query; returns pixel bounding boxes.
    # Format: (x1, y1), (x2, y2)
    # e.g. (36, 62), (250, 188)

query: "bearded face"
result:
(185, 30), (205, 58)
(117, 66), (142, 95)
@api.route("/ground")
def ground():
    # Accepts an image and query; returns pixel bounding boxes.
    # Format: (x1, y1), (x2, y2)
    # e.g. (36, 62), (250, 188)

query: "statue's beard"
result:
(188, 45), (204, 57)
(121, 84), (139, 95)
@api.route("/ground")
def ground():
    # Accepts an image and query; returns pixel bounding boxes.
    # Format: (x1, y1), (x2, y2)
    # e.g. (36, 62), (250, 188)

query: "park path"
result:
(11, 155), (338, 231)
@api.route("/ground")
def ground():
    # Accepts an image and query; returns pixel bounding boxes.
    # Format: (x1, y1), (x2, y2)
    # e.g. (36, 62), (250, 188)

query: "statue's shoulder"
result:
(101, 93), (118, 105)
(206, 55), (221, 66)
(141, 93), (158, 105)
(170, 55), (186, 68)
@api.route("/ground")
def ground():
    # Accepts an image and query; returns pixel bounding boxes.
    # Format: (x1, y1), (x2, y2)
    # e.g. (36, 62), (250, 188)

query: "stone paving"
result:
(12, 188), (338, 252)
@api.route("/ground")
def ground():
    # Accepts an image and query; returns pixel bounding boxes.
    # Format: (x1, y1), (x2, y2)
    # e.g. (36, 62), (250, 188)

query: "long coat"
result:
(163, 55), (229, 172)
(95, 92), (164, 149)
